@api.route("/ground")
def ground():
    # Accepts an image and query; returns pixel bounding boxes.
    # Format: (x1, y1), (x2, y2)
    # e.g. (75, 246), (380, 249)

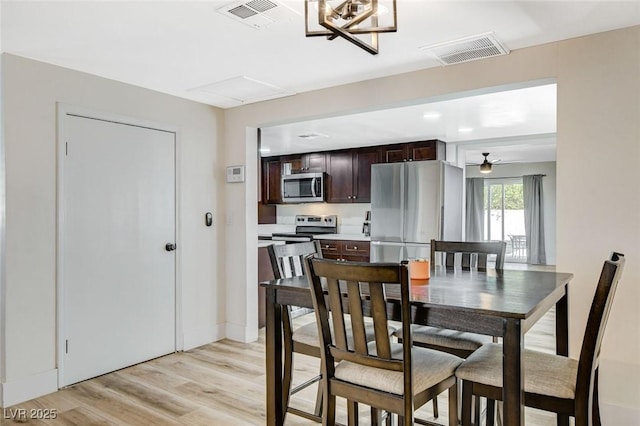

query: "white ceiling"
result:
(2, 1), (639, 164)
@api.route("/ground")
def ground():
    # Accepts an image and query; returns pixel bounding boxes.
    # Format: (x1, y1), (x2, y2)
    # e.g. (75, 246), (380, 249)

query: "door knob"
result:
(165, 243), (176, 251)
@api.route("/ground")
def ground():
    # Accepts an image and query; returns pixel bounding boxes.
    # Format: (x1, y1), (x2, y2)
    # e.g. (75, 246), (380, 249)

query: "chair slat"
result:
(369, 281), (392, 360)
(445, 252), (455, 268)
(477, 253), (488, 271)
(346, 280), (368, 355)
(327, 278), (348, 350)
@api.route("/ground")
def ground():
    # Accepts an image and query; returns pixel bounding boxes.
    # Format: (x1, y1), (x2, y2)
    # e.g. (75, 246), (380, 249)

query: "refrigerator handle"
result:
(401, 163), (406, 241)
(441, 205), (444, 240)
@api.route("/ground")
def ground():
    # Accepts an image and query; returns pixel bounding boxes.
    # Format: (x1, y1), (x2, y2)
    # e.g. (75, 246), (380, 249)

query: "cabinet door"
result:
(327, 150), (354, 203)
(342, 241), (370, 262)
(407, 140), (437, 161)
(407, 139), (447, 161)
(318, 240), (340, 260)
(353, 148), (379, 203)
(281, 155), (304, 173)
(304, 152), (326, 172)
(264, 158), (282, 204)
(381, 144), (408, 163)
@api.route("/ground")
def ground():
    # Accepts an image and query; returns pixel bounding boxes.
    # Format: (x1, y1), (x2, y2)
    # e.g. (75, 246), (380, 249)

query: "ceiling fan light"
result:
(480, 161), (492, 174)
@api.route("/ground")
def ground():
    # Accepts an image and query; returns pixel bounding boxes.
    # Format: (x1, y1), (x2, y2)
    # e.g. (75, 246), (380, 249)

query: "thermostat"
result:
(226, 165), (245, 183)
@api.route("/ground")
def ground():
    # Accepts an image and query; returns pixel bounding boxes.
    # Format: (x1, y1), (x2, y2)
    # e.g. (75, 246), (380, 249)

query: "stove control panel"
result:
(295, 215), (337, 227)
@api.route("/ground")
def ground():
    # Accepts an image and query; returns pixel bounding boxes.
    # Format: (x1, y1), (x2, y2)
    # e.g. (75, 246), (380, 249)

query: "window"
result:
(484, 179), (526, 262)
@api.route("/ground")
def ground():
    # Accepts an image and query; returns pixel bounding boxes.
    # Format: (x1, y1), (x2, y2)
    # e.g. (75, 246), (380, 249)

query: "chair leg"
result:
(313, 377), (324, 417)
(473, 395), (481, 426)
(347, 400), (359, 426)
(448, 381), (459, 426)
(323, 389), (336, 426)
(370, 407), (383, 426)
(486, 398), (496, 426)
(432, 395), (439, 419)
(557, 414), (570, 426)
(461, 381), (473, 426)
(282, 340), (293, 417)
(593, 368), (602, 426)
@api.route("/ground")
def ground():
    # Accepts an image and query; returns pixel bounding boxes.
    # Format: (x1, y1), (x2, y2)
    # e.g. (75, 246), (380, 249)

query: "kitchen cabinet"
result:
(326, 147), (379, 203)
(319, 240), (370, 262)
(380, 139), (446, 162)
(262, 157), (282, 204)
(318, 239), (370, 262)
(282, 152), (326, 172)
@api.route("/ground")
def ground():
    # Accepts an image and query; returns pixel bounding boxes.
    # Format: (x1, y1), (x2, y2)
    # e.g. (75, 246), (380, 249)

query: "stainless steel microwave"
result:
(281, 172), (325, 203)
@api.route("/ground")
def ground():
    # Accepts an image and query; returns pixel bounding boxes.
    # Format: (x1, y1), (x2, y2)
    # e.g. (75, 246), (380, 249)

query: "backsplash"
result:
(277, 203), (371, 235)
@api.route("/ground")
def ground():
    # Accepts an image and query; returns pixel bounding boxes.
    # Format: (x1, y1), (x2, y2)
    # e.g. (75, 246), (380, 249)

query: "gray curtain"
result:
(465, 178), (484, 242)
(523, 174), (546, 264)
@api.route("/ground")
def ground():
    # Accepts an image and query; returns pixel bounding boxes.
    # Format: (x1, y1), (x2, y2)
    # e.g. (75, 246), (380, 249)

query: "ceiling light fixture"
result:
(423, 112), (441, 120)
(304, 0), (397, 55)
(479, 152), (493, 174)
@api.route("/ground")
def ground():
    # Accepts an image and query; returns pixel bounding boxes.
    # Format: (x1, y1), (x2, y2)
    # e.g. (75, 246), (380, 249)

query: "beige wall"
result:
(1, 54), (225, 405)
(225, 26), (639, 416)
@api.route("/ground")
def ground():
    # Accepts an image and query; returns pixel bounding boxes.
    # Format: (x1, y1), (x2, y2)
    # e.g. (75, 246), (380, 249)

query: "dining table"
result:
(261, 266), (573, 426)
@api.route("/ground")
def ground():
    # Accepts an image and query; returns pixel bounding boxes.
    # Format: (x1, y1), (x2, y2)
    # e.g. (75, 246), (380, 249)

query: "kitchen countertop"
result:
(315, 234), (370, 242)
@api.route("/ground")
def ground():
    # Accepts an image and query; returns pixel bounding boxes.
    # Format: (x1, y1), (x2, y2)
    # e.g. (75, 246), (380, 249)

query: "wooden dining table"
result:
(261, 266), (573, 426)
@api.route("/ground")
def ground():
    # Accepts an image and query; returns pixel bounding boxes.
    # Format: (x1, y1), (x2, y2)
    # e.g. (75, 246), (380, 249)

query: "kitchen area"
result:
(256, 139), (459, 327)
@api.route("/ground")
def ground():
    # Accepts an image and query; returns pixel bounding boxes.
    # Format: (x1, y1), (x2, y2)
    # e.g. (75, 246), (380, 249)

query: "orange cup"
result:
(409, 259), (430, 280)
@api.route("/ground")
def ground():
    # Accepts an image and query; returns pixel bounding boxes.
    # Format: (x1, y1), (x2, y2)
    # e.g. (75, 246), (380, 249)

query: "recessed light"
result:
(423, 112), (441, 120)
(259, 147), (271, 153)
(458, 127), (474, 133)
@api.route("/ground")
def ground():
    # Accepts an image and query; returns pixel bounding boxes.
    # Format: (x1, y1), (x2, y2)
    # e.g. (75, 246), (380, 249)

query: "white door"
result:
(61, 114), (176, 386)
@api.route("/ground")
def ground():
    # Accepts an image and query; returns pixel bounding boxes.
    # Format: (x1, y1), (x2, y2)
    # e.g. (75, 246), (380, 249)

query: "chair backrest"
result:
(431, 239), (506, 271)
(304, 258), (415, 417)
(575, 252), (625, 423)
(267, 241), (323, 279)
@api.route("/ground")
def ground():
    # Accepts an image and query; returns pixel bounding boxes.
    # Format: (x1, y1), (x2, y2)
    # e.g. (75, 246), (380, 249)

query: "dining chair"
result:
(456, 252), (626, 426)
(393, 239), (506, 422)
(267, 241), (325, 421)
(304, 257), (462, 426)
(267, 241), (383, 422)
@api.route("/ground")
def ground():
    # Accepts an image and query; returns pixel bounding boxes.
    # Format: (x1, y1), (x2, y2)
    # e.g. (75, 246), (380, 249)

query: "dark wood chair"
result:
(431, 239), (506, 272)
(305, 257), (462, 426)
(267, 241), (325, 421)
(394, 239), (507, 422)
(456, 252), (626, 426)
(267, 241), (382, 422)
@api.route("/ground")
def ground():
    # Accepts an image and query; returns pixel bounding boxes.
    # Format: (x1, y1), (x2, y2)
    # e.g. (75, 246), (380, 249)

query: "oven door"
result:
(282, 172), (324, 203)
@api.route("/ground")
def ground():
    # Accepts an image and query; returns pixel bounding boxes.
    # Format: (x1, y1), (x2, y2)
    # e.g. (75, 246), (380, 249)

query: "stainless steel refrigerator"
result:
(370, 160), (463, 262)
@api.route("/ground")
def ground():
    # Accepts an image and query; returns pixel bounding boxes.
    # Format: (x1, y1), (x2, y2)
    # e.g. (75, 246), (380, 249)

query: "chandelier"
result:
(304, 0), (397, 55)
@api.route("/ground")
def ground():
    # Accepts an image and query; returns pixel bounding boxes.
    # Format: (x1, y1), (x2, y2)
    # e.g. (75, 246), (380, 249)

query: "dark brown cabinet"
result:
(259, 140), (444, 205)
(380, 139), (445, 162)
(326, 147), (379, 203)
(318, 239), (370, 262)
(282, 152), (326, 173)
(262, 157), (282, 204)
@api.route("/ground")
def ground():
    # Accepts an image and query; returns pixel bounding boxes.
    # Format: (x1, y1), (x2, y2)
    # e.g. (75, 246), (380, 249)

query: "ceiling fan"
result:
(476, 152), (501, 174)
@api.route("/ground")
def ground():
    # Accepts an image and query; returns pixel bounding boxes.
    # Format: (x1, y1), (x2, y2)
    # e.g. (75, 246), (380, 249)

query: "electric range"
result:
(271, 215), (337, 243)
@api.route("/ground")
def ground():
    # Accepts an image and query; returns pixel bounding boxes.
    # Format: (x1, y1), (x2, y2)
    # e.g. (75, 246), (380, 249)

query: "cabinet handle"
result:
(354, 246), (358, 250)
(347, 196), (352, 199)
(353, 195), (357, 199)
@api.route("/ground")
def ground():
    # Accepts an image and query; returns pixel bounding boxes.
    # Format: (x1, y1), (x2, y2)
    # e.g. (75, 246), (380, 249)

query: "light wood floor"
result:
(4, 264), (571, 426)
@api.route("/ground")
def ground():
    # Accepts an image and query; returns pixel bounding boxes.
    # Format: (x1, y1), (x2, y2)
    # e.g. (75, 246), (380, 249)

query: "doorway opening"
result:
(484, 178), (526, 263)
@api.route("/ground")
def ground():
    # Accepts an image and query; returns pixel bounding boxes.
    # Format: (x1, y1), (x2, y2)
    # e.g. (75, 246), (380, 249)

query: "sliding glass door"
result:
(484, 179), (526, 262)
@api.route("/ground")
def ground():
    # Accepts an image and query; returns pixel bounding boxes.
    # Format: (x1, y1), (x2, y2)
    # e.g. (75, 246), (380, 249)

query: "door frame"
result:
(55, 103), (183, 388)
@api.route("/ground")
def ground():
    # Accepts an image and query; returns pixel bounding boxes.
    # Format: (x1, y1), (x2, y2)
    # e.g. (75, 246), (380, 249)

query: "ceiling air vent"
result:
(420, 32), (509, 66)
(218, 0), (295, 29)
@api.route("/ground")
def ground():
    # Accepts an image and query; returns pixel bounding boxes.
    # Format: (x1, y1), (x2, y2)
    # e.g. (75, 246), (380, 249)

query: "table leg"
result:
(503, 318), (524, 426)
(266, 287), (284, 426)
(556, 290), (569, 356)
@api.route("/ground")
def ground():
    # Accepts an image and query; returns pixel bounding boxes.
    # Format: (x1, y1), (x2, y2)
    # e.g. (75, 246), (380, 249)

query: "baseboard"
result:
(225, 322), (259, 343)
(183, 324), (225, 351)
(1, 369), (58, 408)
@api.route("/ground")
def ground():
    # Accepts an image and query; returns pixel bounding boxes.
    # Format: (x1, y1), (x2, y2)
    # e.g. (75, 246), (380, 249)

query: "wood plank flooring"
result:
(3, 263), (571, 426)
